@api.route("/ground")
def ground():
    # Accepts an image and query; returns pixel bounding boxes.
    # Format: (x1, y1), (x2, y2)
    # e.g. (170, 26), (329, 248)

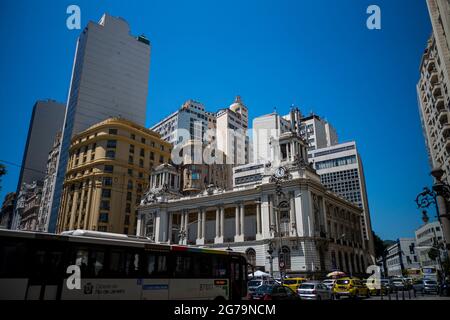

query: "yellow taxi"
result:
(333, 277), (370, 299)
(283, 278), (307, 292)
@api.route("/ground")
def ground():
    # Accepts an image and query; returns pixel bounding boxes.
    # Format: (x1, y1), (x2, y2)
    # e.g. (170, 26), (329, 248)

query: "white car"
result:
(322, 279), (336, 290)
(297, 282), (333, 300)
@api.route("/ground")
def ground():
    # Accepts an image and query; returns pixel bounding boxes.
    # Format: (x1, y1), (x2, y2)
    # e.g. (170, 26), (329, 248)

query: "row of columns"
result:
(169, 201), (263, 245)
(139, 191), (300, 245)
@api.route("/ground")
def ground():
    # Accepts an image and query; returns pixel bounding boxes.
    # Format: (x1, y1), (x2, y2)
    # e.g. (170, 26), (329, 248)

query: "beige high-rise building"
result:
(418, 0), (450, 183)
(57, 118), (171, 235)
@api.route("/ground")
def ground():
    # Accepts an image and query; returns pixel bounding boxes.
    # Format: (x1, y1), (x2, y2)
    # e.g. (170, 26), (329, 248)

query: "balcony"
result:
(427, 58), (436, 72)
(429, 69), (438, 85)
(435, 96), (445, 111)
(443, 123), (450, 139)
(438, 110), (450, 125)
(432, 84), (443, 98)
(445, 137), (450, 153)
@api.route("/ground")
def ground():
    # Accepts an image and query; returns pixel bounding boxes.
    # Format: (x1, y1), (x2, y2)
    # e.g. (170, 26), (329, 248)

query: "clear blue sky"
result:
(0, 0), (434, 240)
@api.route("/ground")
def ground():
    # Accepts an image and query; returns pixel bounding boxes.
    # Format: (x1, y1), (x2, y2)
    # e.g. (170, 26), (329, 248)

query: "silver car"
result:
(322, 279), (336, 290)
(297, 282), (333, 300)
(248, 279), (275, 295)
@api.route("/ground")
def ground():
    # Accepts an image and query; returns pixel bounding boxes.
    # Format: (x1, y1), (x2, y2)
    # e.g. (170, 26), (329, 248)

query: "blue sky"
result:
(0, 0), (434, 240)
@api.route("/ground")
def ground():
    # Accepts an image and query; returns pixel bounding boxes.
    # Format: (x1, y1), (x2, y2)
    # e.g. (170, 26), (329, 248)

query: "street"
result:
(361, 292), (450, 301)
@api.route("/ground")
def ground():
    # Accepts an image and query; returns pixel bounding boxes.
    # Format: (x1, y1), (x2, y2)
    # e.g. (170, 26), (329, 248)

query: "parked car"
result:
(283, 277), (307, 292)
(423, 279), (439, 294)
(391, 278), (407, 291)
(247, 279), (275, 295)
(333, 277), (370, 299)
(249, 284), (300, 300)
(322, 279), (336, 291)
(298, 282), (333, 300)
(380, 279), (393, 293)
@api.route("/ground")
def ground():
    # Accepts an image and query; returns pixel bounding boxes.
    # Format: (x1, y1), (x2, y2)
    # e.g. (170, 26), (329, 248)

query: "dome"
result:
(229, 96), (247, 112)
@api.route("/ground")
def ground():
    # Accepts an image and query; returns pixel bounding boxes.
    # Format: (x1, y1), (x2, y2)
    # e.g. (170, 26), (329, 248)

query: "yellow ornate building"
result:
(57, 118), (171, 235)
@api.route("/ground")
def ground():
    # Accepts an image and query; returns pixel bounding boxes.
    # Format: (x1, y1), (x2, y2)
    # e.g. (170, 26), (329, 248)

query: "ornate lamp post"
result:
(415, 167), (450, 258)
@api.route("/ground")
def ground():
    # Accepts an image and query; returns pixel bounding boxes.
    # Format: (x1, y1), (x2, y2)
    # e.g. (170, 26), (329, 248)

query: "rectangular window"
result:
(106, 150), (115, 159)
(100, 200), (110, 210)
(109, 129), (117, 135)
(99, 213), (109, 223)
(101, 189), (111, 198)
(103, 177), (112, 186)
(107, 140), (117, 148)
(104, 165), (114, 173)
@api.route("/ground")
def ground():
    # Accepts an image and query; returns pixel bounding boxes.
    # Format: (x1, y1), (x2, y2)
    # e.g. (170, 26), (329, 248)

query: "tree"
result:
(373, 231), (388, 259)
(0, 164), (6, 192)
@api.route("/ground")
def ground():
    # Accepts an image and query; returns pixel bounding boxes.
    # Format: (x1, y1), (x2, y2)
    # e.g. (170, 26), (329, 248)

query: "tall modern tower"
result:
(47, 13), (151, 233)
(15, 99), (66, 189)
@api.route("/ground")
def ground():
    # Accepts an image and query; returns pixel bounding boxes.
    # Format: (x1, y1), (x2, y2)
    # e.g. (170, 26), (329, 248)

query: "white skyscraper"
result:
(309, 141), (375, 260)
(47, 13), (151, 233)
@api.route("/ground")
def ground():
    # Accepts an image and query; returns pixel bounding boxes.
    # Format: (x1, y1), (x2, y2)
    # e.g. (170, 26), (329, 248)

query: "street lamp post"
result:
(415, 167), (450, 259)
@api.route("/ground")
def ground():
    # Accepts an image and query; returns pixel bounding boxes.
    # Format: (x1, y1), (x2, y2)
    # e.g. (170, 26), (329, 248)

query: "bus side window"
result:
(145, 253), (168, 277)
(212, 256), (228, 278)
(90, 250), (105, 277)
(0, 240), (27, 278)
(174, 255), (192, 278)
(146, 254), (157, 276)
(195, 254), (212, 278)
(125, 252), (139, 277)
(74, 249), (89, 275)
(108, 250), (124, 277)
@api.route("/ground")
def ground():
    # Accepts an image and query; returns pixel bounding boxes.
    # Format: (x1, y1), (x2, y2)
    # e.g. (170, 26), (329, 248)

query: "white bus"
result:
(0, 229), (248, 300)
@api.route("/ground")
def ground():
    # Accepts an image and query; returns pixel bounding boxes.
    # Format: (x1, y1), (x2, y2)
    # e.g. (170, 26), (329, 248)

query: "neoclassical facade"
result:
(137, 133), (372, 278)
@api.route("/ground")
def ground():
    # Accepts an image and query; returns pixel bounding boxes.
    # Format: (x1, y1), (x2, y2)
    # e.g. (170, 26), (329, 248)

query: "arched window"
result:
(279, 246), (291, 270)
(246, 248), (256, 267)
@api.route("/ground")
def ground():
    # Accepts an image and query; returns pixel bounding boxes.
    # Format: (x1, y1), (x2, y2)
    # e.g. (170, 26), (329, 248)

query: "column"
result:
(201, 209), (206, 242)
(235, 203), (244, 242)
(220, 206), (225, 240)
(68, 188), (79, 230)
(234, 205), (241, 242)
(215, 207), (220, 237)
(260, 194), (272, 239)
(289, 192), (296, 236)
(196, 210), (202, 243)
(167, 212), (173, 244)
(136, 213), (143, 237)
(84, 180), (93, 230)
(240, 203), (245, 236)
(179, 211), (184, 244)
(256, 200), (263, 240)
(196, 209), (205, 245)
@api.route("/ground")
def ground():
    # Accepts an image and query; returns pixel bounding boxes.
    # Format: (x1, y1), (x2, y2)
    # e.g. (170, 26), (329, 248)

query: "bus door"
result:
(26, 241), (65, 300)
(229, 256), (247, 300)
